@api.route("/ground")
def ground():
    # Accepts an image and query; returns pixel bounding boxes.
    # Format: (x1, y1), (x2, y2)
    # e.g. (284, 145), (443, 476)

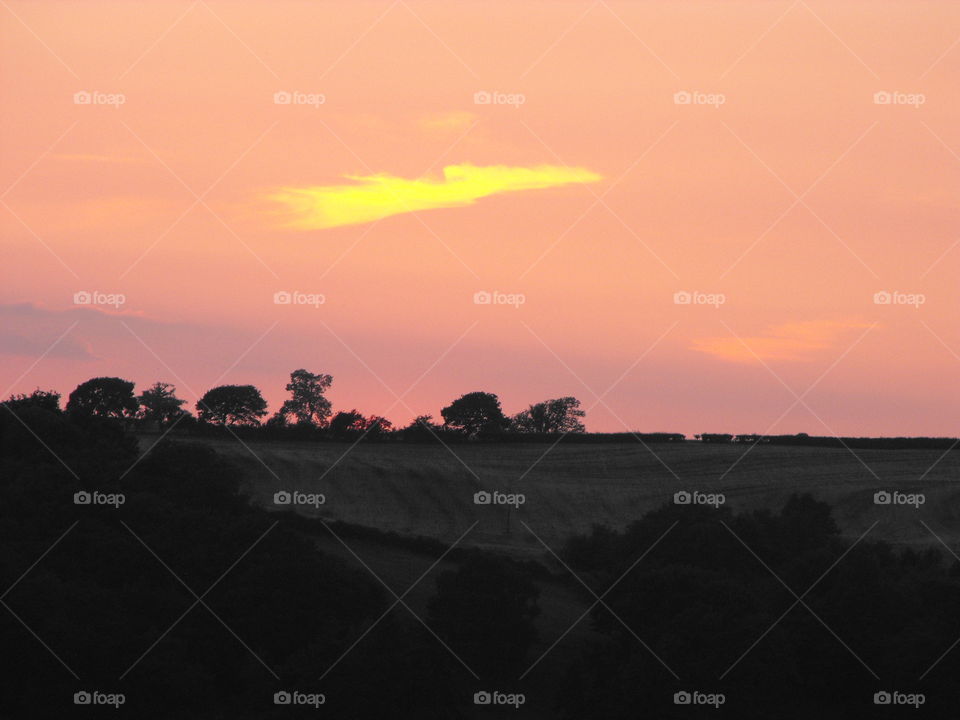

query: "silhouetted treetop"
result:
(66, 377), (138, 419)
(196, 384), (267, 426)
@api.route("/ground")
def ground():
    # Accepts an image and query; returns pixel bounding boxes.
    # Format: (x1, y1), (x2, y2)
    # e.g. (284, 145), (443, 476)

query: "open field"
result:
(162, 438), (960, 554)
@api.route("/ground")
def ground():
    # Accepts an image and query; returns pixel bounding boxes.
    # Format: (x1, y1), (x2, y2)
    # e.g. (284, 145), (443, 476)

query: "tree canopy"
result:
(196, 384), (268, 426)
(441, 391), (509, 436)
(66, 377), (138, 419)
(512, 396), (586, 433)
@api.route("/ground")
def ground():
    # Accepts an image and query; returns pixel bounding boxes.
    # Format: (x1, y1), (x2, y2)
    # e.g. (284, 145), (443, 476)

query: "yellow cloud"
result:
(693, 321), (871, 363)
(268, 163), (602, 230)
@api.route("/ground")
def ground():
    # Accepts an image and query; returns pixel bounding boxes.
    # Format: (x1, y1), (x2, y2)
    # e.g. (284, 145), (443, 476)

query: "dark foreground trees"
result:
(429, 555), (540, 682)
(0, 403), (464, 719)
(556, 496), (960, 719)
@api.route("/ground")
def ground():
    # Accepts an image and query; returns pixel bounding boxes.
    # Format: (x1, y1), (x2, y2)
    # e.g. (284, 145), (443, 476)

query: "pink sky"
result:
(2, 0), (959, 435)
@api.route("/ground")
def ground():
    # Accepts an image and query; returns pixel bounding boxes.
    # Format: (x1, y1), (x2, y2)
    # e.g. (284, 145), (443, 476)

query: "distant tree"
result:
(398, 414), (443, 441)
(441, 392), (508, 436)
(4, 388), (61, 412)
(428, 555), (540, 680)
(512, 396), (586, 433)
(66, 377), (138, 419)
(277, 369), (333, 426)
(329, 409), (366, 437)
(196, 385), (267, 426)
(363, 415), (393, 435)
(137, 382), (187, 428)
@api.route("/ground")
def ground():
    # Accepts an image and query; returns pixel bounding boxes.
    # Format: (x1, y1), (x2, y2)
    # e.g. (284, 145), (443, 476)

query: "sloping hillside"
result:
(168, 438), (960, 553)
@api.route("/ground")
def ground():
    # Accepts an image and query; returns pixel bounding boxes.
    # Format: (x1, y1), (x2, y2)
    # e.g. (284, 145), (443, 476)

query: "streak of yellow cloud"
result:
(693, 321), (872, 363)
(420, 111), (477, 133)
(268, 163), (602, 230)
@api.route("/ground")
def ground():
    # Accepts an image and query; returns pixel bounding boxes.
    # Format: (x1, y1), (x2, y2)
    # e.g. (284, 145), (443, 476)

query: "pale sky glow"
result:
(1, 0), (959, 435)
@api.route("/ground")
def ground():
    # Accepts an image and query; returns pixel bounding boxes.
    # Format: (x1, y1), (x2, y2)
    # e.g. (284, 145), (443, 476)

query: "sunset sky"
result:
(2, 0), (958, 435)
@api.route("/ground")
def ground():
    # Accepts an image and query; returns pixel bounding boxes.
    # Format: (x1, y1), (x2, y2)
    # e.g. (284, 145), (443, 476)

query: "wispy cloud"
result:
(693, 321), (871, 363)
(268, 163), (602, 230)
(419, 111), (477, 133)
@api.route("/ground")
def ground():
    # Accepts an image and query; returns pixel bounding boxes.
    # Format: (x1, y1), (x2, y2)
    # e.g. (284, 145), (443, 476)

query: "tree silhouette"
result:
(5, 388), (61, 412)
(137, 382), (187, 428)
(512, 396), (586, 433)
(66, 377), (138, 419)
(277, 369), (333, 426)
(196, 385), (267, 426)
(329, 409), (366, 437)
(441, 391), (508, 436)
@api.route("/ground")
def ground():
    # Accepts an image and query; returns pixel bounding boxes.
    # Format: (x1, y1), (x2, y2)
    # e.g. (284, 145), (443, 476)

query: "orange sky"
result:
(2, 0), (959, 435)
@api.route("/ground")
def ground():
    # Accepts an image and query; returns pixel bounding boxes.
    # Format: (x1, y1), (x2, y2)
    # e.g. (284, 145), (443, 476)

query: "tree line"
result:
(4, 371), (587, 440)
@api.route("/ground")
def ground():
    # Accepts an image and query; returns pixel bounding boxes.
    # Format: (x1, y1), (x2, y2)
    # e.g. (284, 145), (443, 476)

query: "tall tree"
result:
(196, 385), (267, 426)
(278, 369), (333, 426)
(66, 377), (138, 419)
(441, 391), (508, 436)
(512, 396), (586, 433)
